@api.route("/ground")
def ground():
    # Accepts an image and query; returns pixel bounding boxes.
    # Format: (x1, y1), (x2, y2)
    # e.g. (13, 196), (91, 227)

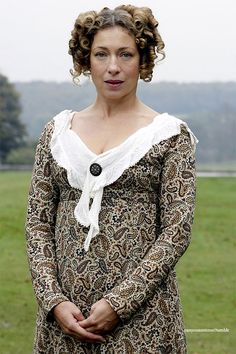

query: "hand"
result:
(53, 301), (106, 343)
(78, 298), (120, 334)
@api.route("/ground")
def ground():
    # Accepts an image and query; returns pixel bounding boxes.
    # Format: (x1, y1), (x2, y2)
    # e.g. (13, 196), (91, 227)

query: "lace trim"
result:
(50, 109), (198, 251)
(50, 110), (81, 189)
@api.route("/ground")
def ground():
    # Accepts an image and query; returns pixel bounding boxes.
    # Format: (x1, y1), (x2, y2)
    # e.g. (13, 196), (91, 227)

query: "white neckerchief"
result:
(50, 110), (198, 251)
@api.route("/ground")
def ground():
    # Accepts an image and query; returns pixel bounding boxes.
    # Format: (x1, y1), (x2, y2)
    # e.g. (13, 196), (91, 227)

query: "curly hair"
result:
(68, 5), (165, 83)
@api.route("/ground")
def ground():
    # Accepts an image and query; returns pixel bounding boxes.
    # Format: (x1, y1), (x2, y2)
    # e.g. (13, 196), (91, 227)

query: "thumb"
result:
(73, 309), (85, 322)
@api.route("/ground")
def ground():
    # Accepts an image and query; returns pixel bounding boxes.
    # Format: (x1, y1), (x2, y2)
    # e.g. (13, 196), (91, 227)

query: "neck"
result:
(91, 92), (142, 120)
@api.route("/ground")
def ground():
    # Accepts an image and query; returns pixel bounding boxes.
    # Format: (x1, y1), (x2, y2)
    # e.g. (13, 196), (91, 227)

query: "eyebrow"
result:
(93, 46), (134, 51)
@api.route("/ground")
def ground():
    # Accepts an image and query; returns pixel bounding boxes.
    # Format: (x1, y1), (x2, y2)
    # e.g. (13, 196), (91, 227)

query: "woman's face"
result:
(90, 26), (140, 100)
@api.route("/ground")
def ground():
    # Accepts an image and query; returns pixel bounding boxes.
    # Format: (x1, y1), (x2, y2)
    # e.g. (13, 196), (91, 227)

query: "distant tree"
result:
(5, 146), (35, 165)
(187, 105), (236, 165)
(0, 73), (26, 162)
(5, 140), (37, 165)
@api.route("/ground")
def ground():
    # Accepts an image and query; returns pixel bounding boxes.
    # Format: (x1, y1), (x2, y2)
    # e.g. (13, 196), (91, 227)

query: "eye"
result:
(94, 52), (107, 59)
(120, 52), (133, 59)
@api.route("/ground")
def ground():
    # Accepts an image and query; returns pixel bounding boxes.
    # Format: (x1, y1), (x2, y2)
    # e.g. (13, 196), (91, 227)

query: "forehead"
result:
(92, 26), (136, 49)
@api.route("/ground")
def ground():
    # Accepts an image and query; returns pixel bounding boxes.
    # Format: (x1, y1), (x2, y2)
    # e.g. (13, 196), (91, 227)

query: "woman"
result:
(26, 5), (197, 354)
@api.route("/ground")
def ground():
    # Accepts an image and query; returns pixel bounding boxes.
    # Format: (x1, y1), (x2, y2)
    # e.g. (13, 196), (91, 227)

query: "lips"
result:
(104, 80), (124, 84)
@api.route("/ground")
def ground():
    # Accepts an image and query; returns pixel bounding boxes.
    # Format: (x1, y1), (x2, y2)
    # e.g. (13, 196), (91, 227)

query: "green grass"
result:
(0, 172), (235, 353)
(177, 177), (236, 353)
(0, 172), (36, 353)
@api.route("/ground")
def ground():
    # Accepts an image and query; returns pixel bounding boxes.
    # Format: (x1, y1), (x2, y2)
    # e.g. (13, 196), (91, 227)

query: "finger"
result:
(85, 326), (110, 335)
(74, 325), (106, 342)
(73, 311), (85, 322)
(66, 328), (105, 343)
(83, 326), (97, 333)
(78, 317), (95, 329)
(61, 315), (106, 339)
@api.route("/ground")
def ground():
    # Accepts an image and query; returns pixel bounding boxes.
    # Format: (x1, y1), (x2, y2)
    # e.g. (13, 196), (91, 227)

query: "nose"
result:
(107, 56), (121, 75)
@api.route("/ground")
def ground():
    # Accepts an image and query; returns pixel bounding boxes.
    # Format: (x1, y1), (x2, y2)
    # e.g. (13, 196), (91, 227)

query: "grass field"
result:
(0, 172), (235, 353)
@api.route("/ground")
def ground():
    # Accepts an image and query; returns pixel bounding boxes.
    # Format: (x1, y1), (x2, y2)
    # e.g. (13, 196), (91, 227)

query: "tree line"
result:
(0, 74), (25, 163)
(0, 73), (236, 168)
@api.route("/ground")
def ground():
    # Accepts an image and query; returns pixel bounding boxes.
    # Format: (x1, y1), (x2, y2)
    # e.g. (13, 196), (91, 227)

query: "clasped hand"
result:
(53, 299), (119, 344)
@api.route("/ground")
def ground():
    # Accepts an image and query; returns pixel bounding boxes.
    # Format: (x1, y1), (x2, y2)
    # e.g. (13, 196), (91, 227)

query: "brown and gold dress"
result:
(26, 110), (197, 354)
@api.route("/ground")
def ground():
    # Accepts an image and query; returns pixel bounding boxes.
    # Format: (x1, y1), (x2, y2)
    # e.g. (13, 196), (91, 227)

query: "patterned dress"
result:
(26, 110), (197, 354)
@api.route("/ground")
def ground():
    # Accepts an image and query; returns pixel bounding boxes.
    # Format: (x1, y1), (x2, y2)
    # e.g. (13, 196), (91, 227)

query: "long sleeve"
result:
(25, 121), (69, 320)
(104, 125), (196, 321)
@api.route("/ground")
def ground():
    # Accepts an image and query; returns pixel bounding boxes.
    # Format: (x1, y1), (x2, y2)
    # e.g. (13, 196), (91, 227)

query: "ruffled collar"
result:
(50, 109), (198, 251)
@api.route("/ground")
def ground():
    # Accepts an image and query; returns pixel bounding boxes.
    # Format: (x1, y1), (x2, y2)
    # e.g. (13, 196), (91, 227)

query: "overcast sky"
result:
(0, 0), (235, 83)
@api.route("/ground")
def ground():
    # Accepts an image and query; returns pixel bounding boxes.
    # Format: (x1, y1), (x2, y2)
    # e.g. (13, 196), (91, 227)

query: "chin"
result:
(102, 91), (126, 99)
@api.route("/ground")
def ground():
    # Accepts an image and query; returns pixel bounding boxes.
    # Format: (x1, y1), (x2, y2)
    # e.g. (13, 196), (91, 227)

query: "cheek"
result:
(90, 61), (106, 76)
(124, 61), (140, 76)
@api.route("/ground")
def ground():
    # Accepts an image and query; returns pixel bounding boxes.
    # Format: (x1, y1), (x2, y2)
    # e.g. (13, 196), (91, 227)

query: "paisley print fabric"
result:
(26, 118), (196, 354)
